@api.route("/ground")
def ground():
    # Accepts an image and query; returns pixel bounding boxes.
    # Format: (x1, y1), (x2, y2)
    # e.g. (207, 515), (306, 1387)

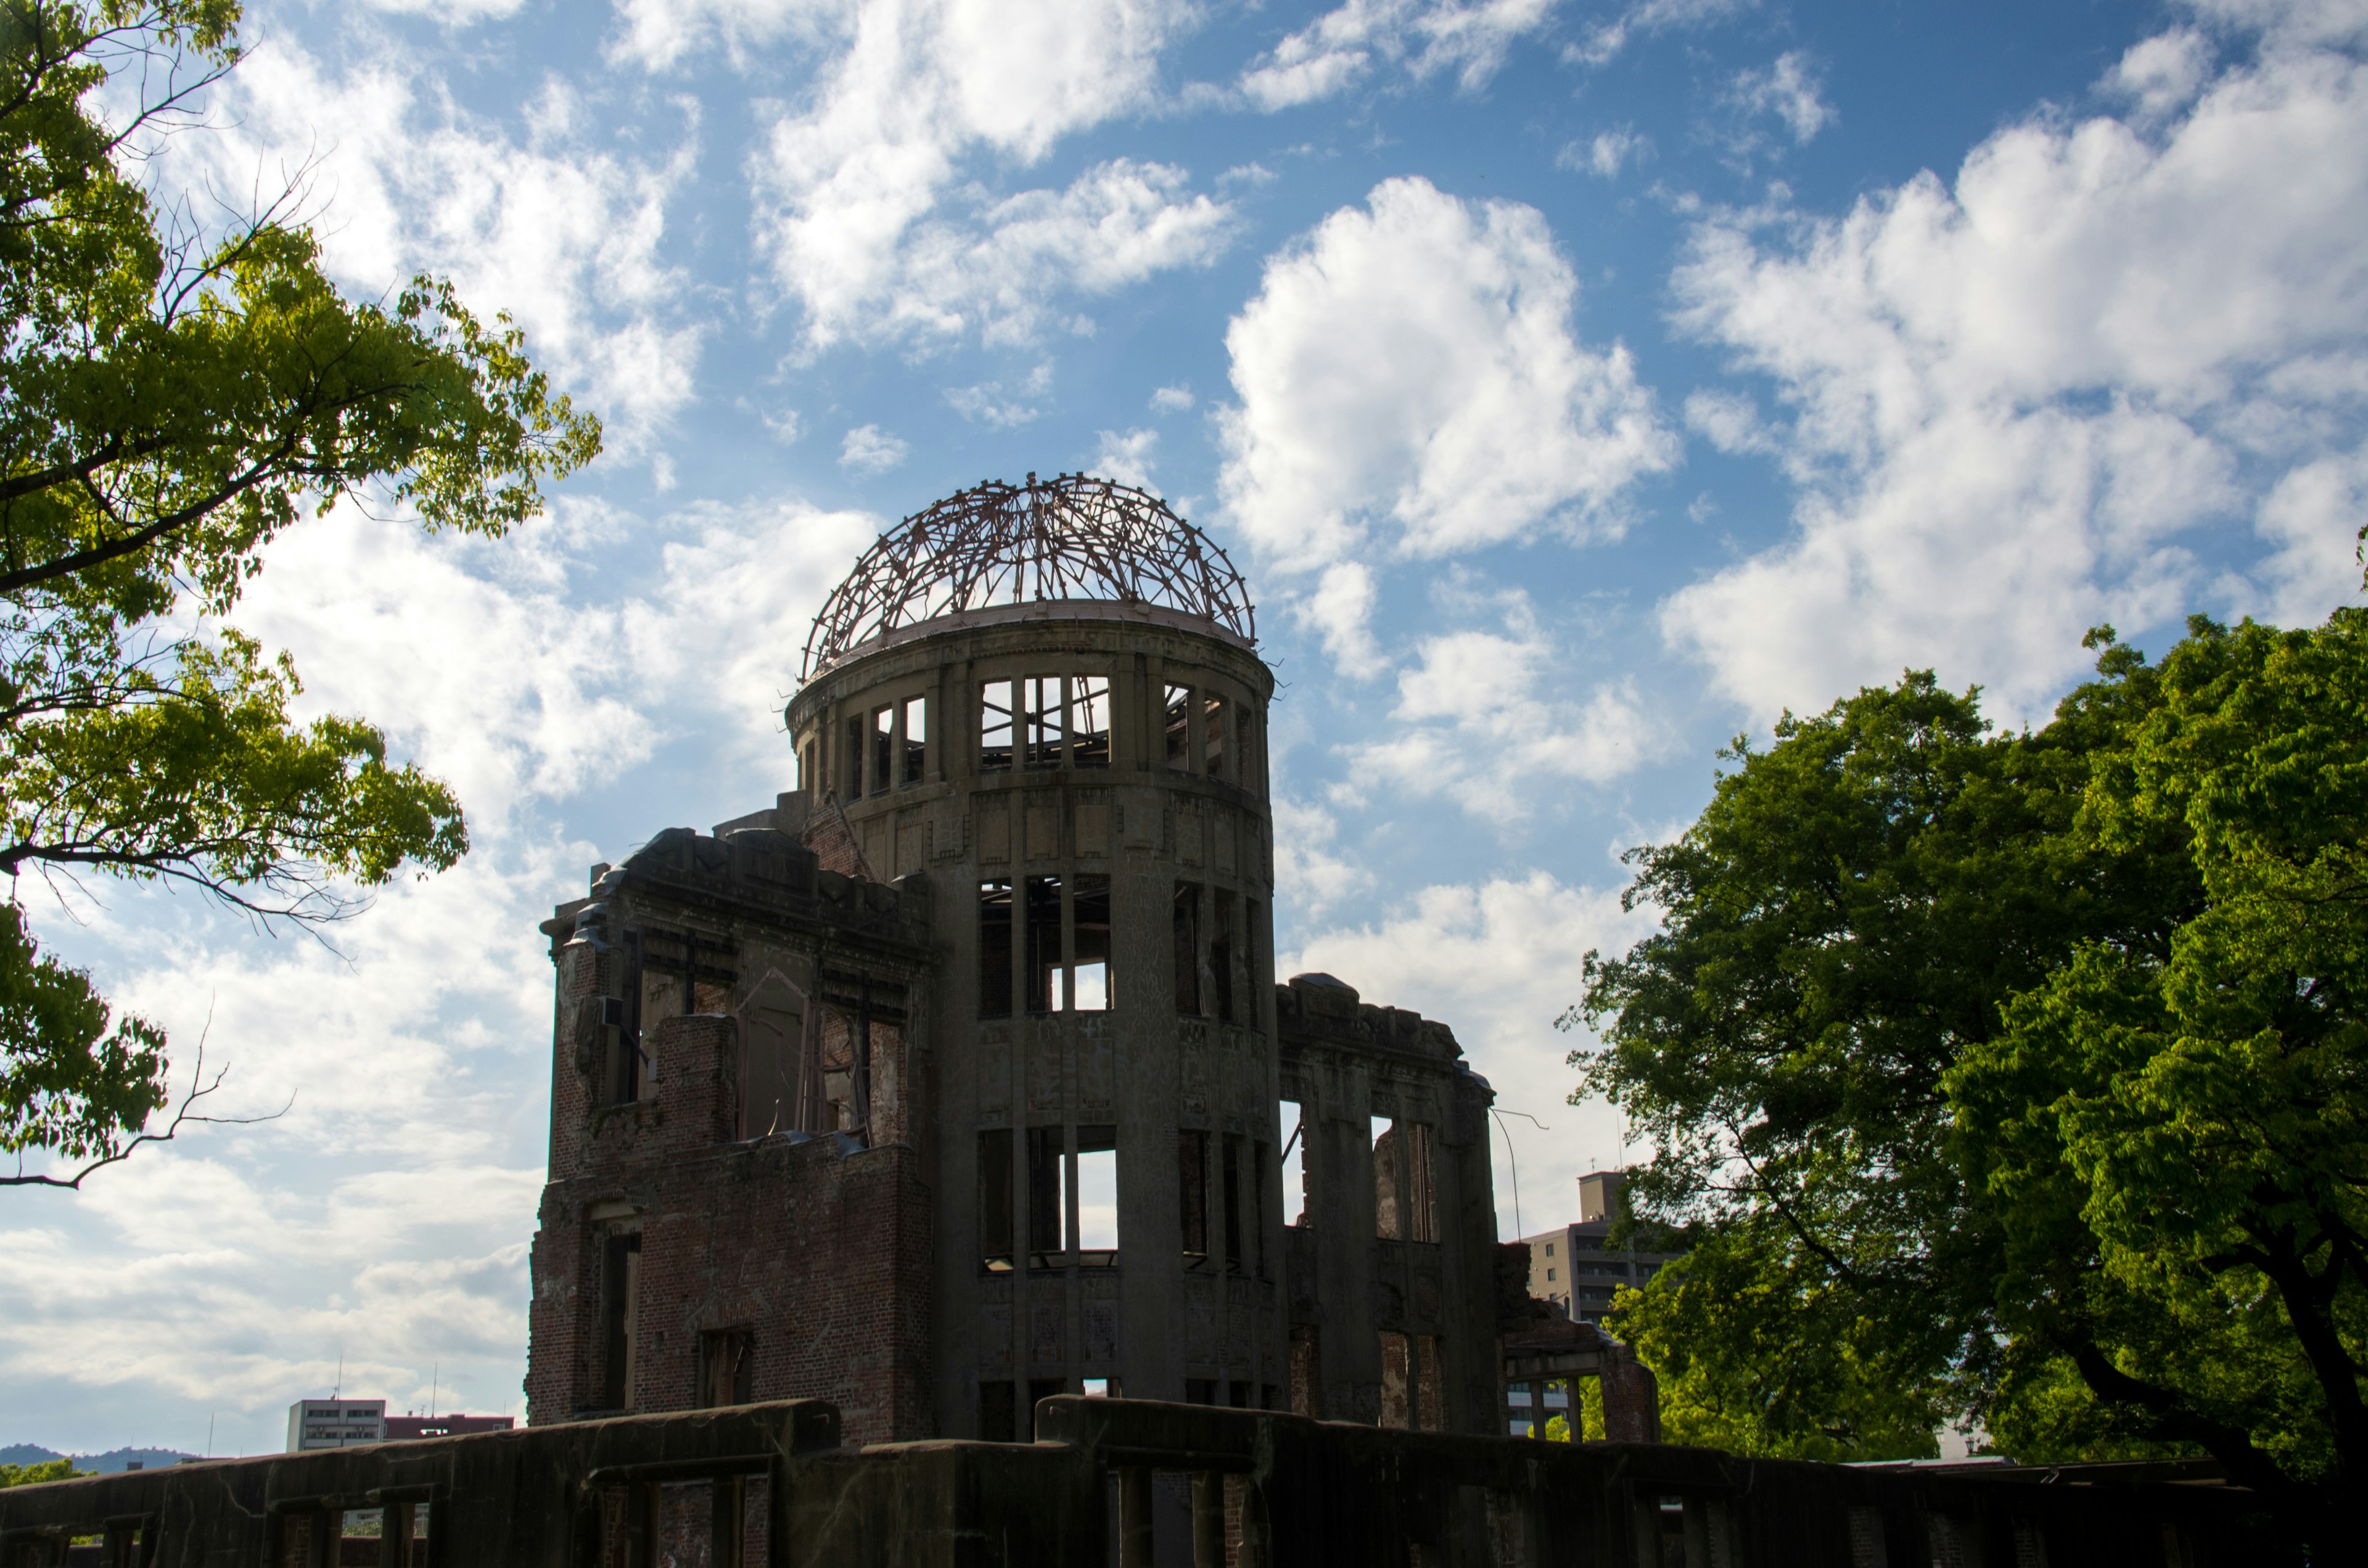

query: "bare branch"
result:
(1, 1020), (292, 1190)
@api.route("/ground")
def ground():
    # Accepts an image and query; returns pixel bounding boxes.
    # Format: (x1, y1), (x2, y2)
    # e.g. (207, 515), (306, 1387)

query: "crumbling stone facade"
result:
(525, 480), (1515, 1445)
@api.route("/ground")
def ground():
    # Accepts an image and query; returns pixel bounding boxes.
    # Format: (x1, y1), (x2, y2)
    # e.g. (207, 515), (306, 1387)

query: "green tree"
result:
(0, 0), (599, 1187)
(1566, 654), (2196, 1458)
(0, 1458), (83, 1485)
(1949, 610), (2368, 1535)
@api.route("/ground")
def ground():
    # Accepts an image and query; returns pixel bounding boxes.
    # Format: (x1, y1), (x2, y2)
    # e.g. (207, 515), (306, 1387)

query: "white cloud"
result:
(1682, 387), (1777, 454)
(608, 0), (844, 70)
(1236, 0), (1559, 110)
(1663, 19), (2368, 724)
(1343, 616), (1669, 816)
(1270, 793), (1371, 914)
(1728, 51), (1833, 145)
(176, 48), (702, 454)
(1565, 0), (1753, 68)
(745, 1), (1222, 348)
(2236, 440), (2368, 626)
(2110, 28), (2214, 118)
(839, 424), (910, 472)
(1151, 384), (1196, 413)
(1283, 871), (1658, 1234)
(1558, 126), (1651, 178)
(1219, 177), (1679, 671)
(1092, 428), (1160, 486)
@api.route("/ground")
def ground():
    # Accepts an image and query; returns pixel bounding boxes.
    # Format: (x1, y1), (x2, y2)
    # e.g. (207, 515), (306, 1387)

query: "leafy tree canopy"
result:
(0, 1458), (82, 1485)
(0, 0), (599, 1186)
(1574, 605), (2368, 1540)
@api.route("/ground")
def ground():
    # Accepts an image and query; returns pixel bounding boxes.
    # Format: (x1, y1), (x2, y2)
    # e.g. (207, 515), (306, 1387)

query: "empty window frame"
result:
(1180, 1129), (1211, 1264)
(979, 1128), (1014, 1271)
(1073, 874), (1112, 1011)
(1244, 901), (1265, 1028)
(1164, 684), (1193, 771)
(979, 880), (1014, 1019)
(980, 679), (1016, 771)
(1172, 884), (1202, 1015)
(1022, 676), (1064, 768)
(1280, 1101), (1308, 1228)
(1416, 1337), (1445, 1431)
(1071, 675), (1112, 768)
(1236, 702), (1257, 794)
(844, 715), (865, 798)
(1379, 1331), (1412, 1429)
(601, 1231), (641, 1411)
(1406, 1123), (1439, 1244)
(1028, 1127), (1065, 1266)
(1373, 1117), (1400, 1241)
(871, 707), (894, 795)
(1075, 1125), (1118, 1265)
(1202, 692), (1228, 781)
(697, 1328), (754, 1408)
(1211, 890), (1237, 1025)
(979, 1380), (1018, 1443)
(1025, 874), (1064, 1014)
(1288, 1327), (1320, 1418)
(902, 696), (927, 784)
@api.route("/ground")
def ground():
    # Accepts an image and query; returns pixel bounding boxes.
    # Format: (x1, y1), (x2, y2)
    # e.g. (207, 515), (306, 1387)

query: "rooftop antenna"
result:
(333, 1352), (342, 1400)
(205, 1413), (215, 1458)
(430, 1363), (438, 1420)
(1490, 1108), (1552, 1239)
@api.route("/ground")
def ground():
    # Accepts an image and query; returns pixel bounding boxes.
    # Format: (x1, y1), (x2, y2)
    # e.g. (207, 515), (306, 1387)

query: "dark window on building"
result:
(1028, 1126), (1066, 1265)
(1228, 1380), (1253, 1410)
(979, 1380), (1018, 1443)
(979, 1129), (1014, 1271)
(1185, 1378), (1219, 1406)
(902, 696), (927, 784)
(1025, 874), (1063, 1013)
(1407, 1123), (1439, 1244)
(1252, 1139), (1270, 1276)
(1222, 1134), (1244, 1274)
(1164, 684), (1192, 770)
(979, 880), (1013, 1018)
(1289, 1327), (1320, 1418)
(1211, 890), (1236, 1025)
(980, 680), (1014, 771)
(1172, 884), (1201, 1015)
(1415, 1336), (1444, 1431)
(844, 715), (865, 798)
(1073, 874), (1111, 1011)
(1076, 1124), (1118, 1265)
(1244, 901), (1264, 1027)
(1071, 675), (1112, 768)
(1179, 1129), (1209, 1263)
(697, 1328), (754, 1408)
(600, 1231), (641, 1411)
(870, 707), (893, 795)
(1379, 1331), (1411, 1429)
(1202, 692), (1227, 781)
(1023, 675), (1064, 768)
(1236, 702), (1256, 793)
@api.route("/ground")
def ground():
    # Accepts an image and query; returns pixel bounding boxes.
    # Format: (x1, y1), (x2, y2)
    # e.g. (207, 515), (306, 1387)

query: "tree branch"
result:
(1, 1023), (290, 1189)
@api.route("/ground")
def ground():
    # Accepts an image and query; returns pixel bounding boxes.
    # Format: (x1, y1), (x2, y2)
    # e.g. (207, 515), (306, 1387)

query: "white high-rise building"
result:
(285, 1399), (385, 1452)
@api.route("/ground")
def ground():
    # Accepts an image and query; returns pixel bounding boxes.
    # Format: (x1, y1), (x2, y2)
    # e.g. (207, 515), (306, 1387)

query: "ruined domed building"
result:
(522, 475), (1513, 1445)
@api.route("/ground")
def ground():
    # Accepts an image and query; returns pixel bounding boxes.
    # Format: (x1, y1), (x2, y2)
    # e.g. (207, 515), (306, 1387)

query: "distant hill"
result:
(1, 1445), (197, 1472)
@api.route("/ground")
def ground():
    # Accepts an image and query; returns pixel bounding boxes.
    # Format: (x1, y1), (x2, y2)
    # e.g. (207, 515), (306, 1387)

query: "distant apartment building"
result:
(1516, 1170), (1680, 1327)
(286, 1401), (513, 1452)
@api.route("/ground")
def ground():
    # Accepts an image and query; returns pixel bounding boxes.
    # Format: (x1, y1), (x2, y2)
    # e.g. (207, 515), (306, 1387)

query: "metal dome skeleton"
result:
(799, 474), (1255, 680)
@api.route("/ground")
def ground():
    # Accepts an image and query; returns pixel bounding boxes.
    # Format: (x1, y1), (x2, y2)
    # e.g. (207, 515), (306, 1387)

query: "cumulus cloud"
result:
(744, 0), (1230, 348)
(1219, 177), (1679, 671)
(839, 424), (910, 472)
(170, 48), (702, 454)
(1727, 51), (1833, 146)
(1151, 384), (1195, 412)
(1235, 0), (1559, 110)
(1564, 0), (1753, 68)
(1558, 126), (1651, 178)
(1663, 17), (2368, 724)
(1285, 871), (1658, 1233)
(1092, 427), (1160, 486)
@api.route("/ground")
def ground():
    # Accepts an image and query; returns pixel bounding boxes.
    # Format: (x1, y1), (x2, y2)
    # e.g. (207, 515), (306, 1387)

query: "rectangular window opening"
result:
(1222, 1134), (1244, 1275)
(1172, 884), (1201, 1016)
(1071, 675), (1112, 768)
(870, 707), (893, 796)
(1211, 890), (1237, 1026)
(979, 880), (1014, 1019)
(697, 1328), (754, 1408)
(979, 1128), (1014, 1271)
(1236, 703), (1256, 794)
(1416, 1336), (1444, 1432)
(1073, 874), (1111, 1012)
(843, 715), (865, 798)
(1164, 684), (1193, 771)
(1023, 675), (1064, 768)
(1379, 1331), (1411, 1430)
(1373, 1116), (1401, 1241)
(1202, 692), (1228, 781)
(1028, 1127), (1066, 1266)
(1407, 1123), (1439, 1244)
(980, 679), (1014, 773)
(1025, 874), (1063, 1014)
(1252, 1139), (1269, 1278)
(1288, 1327), (1320, 1419)
(1281, 1101), (1309, 1228)
(1028, 1379), (1065, 1440)
(1082, 1377), (1112, 1398)
(1178, 1128), (1210, 1263)
(1075, 1124), (1119, 1264)
(1244, 901), (1264, 1028)
(600, 1231), (641, 1411)
(979, 1380), (1018, 1443)
(902, 696), (927, 785)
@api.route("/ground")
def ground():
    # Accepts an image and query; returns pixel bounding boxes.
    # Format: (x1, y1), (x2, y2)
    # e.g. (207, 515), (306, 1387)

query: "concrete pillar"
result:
(1119, 1467), (1155, 1568)
(1191, 1472), (1225, 1567)
(1600, 1353), (1662, 1444)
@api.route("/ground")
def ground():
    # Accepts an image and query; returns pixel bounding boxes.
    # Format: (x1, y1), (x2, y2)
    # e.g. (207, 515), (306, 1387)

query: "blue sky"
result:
(5, 0), (2366, 1456)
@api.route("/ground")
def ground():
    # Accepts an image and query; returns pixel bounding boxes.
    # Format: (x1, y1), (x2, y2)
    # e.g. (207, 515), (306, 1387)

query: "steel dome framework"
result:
(799, 474), (1255, 679)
